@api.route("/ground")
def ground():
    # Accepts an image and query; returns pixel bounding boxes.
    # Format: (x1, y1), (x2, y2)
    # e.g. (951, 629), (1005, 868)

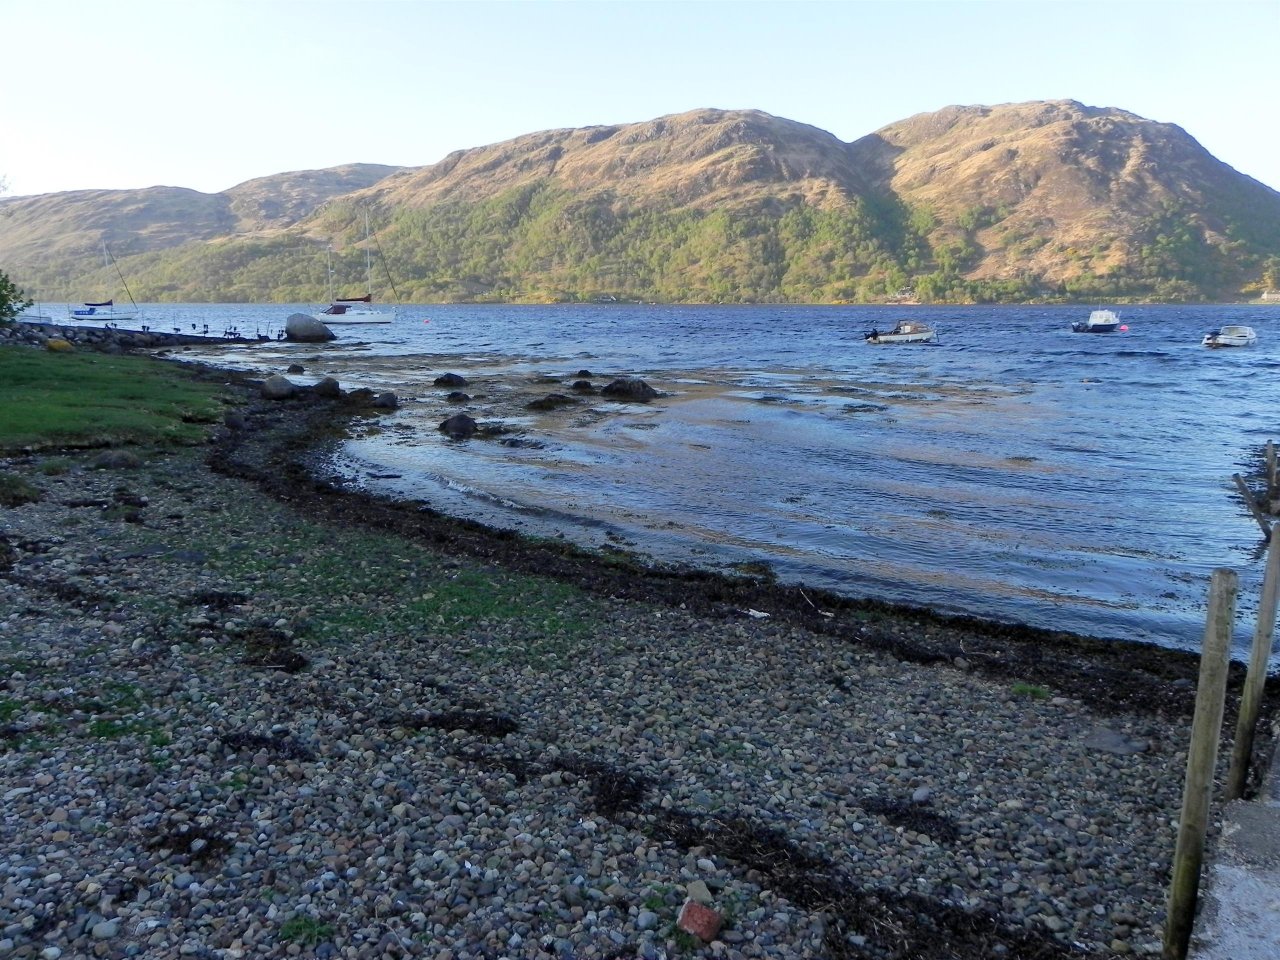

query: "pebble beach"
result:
(0, 367), (1240, 960)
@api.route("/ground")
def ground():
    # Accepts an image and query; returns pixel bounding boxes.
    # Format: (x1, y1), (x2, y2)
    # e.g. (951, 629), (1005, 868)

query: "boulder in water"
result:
(439, 413), (478, 440)
(285, 313), (336, 343)
(601, 377), (658, 402)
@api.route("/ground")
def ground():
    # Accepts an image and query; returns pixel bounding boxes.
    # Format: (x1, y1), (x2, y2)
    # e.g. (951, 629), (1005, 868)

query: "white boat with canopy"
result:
(864, 321), (937, 344)
(1202, 324), (1257, 348)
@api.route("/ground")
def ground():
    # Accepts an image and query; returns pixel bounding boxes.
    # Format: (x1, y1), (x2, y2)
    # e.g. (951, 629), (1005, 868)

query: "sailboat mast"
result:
(364, 208), (373, 298)
(103, 240), (138, 311)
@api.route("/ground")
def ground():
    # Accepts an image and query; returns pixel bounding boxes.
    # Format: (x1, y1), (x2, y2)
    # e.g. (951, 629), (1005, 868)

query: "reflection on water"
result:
(146, 301), (1280, 662)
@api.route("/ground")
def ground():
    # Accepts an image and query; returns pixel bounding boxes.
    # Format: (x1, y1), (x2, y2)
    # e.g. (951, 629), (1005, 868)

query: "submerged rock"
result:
(439, 413), (478, 440)
(526, 393), (577, 411)
(601, 377), (658, 402)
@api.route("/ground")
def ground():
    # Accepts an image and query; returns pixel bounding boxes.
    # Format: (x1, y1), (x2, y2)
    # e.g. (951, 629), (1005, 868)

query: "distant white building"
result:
(1260, 290), (1280, 302)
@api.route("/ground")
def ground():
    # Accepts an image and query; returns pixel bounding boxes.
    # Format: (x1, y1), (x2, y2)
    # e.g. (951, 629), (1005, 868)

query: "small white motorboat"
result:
(1202, 324), (1257, 348)
(1072, 309), (1121, 333)
(864, 321), (936, 344)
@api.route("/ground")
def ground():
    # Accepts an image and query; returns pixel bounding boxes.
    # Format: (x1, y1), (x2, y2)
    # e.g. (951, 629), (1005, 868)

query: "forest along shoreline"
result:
(1, 348), (1278, 959)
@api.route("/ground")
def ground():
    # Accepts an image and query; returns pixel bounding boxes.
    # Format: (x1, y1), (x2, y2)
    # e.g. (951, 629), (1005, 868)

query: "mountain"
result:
(847, 101), (1280, 297)
(3, 104), (1277, 304)
(0, 164), (401, 285)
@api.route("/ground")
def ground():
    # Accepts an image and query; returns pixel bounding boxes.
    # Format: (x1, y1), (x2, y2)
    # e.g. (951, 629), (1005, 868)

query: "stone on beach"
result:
(260, 374), (297, 400)
(311, 376), (343, 398)
(439, 413), (478, 439)
(601, 377), (658, 402)
(678, 898), (724, 942)
(284, 313), (336, 343)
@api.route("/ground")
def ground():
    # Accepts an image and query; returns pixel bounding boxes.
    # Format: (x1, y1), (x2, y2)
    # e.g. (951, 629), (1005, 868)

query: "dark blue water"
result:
(57, 301), (1280, 660)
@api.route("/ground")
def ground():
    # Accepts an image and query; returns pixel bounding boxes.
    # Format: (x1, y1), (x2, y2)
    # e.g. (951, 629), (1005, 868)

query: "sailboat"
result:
(307, 209), (395, 325)
(69, 241), (140, 325)
(69, 241), (139, 325)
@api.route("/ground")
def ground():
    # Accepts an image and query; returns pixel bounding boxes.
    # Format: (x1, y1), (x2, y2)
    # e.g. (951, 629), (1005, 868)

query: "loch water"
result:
(71, 301), (1280, 662)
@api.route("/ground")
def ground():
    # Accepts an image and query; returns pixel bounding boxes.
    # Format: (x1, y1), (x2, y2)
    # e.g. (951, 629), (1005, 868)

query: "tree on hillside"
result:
(0, 271), (33, 323)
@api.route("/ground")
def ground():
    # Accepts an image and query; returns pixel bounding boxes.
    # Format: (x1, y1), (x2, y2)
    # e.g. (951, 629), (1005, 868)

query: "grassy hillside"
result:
(5, 104), (1279, 304)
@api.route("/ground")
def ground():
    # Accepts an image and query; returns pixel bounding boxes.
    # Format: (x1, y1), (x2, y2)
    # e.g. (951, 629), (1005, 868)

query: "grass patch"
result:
(174, 510), (595, 665)
(278, 915), (333, 946)
(1011, 681), (1051, 700)
(0, 346), (227, 453)
(0, 472), (42, 507)
(35, 457), (73, 475)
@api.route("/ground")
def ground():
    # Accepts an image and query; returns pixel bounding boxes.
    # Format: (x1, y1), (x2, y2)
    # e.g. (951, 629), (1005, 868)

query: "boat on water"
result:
(1071, 309), (1121, 333)
(68, 242), (141, 325)
(864, 321), (936, 344)
(312, 292), (393, 325)
(68, 299), (138, 324)
(306, 210), (395, 325)
(1202, 324), (1257, 348)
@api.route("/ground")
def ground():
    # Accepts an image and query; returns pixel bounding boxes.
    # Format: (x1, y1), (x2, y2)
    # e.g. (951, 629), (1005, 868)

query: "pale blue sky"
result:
(3, 0), (1277, 197)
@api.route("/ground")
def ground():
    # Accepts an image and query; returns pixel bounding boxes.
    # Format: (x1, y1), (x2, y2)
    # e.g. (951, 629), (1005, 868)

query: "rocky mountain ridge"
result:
(3, 102), (1277, 303)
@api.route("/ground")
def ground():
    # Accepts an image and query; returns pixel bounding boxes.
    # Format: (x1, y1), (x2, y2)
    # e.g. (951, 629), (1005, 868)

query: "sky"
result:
(2, 0), (1278, 198)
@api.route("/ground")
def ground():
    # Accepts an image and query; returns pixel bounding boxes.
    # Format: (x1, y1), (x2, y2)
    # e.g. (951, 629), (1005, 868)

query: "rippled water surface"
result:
(87, 301), (1280, 660)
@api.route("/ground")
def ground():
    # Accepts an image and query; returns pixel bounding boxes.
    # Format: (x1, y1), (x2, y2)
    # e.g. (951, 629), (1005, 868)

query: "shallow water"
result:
(69, 300), (1280, 661)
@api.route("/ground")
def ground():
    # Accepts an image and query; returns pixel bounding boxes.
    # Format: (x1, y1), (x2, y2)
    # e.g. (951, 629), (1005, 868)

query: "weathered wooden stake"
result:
(1232, 473), (1271, 539)
(1163, 568), (1237, 960)
(1267, 440), (1277, 503)
(1226, 539), (1280, 800)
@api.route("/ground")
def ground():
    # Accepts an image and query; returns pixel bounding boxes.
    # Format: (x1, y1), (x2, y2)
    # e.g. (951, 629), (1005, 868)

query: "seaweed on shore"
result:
(203, 384), (1225, 721)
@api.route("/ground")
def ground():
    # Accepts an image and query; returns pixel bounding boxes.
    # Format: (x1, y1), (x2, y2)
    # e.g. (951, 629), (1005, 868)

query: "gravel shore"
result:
(0, 369), (1270, 960)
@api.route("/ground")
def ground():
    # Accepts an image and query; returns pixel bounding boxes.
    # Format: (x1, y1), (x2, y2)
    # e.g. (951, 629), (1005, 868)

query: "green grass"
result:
(169, 511), (596, 667)
(0, 472), (42, 507)
(0, 346), (227, 453)
(278, 915), (333, 946)
(1011, 681), (1051, 700)
(35, 457), (73, 475)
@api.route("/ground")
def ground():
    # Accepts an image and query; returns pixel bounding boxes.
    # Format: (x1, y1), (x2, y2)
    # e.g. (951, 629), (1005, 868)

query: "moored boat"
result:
(68, 299), (138, 324)
(1071, 309), (1121, 333)
(305, 210), (396, 326)
(68, 241), (141, 325)
(864, 321), (937, 344)
(1202, 324), (1257, 348)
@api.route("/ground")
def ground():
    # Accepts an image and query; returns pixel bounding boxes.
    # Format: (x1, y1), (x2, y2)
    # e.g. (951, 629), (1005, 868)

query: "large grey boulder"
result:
(285, 313), (336, 343)
(261, 375), (297, 400)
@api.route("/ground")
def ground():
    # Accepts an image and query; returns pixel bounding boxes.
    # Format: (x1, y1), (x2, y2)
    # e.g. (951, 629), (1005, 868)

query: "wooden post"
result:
(1163, 568), (1237, 960)
(1232, 473), (1271, 539)
(1226, 540), (1280, 800)
(1267, 441), (1277, 504)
